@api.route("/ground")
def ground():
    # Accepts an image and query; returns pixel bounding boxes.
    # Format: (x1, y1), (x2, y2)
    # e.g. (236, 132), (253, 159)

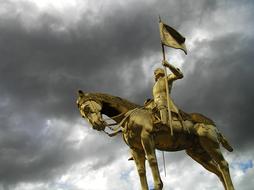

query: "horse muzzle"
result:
(92, 120), (106, 131)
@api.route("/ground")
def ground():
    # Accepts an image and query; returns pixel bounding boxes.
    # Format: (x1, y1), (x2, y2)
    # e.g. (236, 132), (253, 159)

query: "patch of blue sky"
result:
(148, 181), (154, 190)
(53, 180), (78, 190)
(120, 169), (132, 181)
(231, 159), (253, 173)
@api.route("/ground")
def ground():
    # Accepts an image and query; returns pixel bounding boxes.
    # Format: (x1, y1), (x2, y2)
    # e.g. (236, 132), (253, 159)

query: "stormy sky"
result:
(0, 0), (253, 189)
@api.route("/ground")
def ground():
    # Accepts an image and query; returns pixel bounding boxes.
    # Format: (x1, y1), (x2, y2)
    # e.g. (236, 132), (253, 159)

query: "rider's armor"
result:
(152, 67), (182, 126)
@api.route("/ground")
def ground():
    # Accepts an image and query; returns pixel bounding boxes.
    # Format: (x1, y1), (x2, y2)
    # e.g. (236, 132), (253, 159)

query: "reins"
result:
(102, 108), (140, 137)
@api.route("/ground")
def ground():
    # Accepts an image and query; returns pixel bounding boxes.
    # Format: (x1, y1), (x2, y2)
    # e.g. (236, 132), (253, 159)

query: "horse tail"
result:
(218, 133), (233, 152)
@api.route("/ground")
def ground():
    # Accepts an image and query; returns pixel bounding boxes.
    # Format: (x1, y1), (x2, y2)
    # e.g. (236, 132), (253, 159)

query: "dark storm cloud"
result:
(0, 0), (253, 188)
(173, 33), (254, 149)
(0, 0), (220, 119)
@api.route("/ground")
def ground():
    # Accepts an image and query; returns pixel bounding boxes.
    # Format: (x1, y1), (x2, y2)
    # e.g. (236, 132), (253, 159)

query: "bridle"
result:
(78, 98), (123, 136)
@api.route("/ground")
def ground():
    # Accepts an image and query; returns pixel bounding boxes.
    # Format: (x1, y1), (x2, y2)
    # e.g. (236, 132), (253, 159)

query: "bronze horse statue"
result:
(76, 90), (235, 190)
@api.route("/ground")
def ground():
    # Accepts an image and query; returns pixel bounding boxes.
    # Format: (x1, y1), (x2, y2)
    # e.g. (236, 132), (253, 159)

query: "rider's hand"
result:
(162, 60), (169, 67)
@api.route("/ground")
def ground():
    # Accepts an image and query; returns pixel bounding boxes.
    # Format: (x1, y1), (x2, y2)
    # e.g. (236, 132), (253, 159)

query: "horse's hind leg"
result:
(141, 123), (163, 190)
(186, 148), (226, 189)
(131, 148), (149, 190)
(204, 145), (234, 190)
(197, 125), (235, 190)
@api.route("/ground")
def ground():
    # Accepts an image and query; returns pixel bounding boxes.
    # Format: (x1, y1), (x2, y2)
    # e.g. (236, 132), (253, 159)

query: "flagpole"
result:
(161, 43), (173, 136)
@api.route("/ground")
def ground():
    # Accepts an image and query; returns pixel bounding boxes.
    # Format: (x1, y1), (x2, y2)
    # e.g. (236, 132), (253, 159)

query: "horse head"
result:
(77, 90), (106, 131)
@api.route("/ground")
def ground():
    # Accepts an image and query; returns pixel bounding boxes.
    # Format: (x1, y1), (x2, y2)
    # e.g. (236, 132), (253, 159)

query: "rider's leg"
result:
(159, 107), (168, 125)
(158, 103), (173, 134)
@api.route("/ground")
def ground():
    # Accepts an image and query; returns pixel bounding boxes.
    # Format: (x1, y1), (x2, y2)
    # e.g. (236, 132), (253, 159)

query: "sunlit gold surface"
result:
(77, 91), (235, 190)
(153, 60), (183, 127)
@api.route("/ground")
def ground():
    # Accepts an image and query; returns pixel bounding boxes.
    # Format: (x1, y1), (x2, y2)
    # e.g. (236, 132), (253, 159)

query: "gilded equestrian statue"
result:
(76, 91), (235, 190)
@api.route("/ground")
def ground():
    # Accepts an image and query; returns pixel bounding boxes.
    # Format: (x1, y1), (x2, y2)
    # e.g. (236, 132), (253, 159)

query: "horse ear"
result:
(78, 90), (84, 97)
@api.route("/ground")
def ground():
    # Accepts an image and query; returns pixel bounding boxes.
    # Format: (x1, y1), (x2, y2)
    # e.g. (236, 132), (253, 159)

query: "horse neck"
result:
(97, 94), (140, 123)
(100, 100), (129, 123)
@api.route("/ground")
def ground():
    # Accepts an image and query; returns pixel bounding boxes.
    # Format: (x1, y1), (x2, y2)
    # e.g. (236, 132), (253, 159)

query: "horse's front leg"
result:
(141, 124), (163, 190)
(131, 148), (148, 190)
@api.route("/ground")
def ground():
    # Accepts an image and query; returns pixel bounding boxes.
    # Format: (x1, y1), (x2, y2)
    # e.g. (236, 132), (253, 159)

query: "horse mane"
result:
(79, 92), (142, 116)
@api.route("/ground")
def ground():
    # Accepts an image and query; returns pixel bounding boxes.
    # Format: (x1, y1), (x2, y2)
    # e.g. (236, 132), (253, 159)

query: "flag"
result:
(159, 20), (187, 54)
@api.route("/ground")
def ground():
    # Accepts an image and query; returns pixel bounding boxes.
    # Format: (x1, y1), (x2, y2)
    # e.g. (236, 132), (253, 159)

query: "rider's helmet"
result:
(154, 68), (165, 77)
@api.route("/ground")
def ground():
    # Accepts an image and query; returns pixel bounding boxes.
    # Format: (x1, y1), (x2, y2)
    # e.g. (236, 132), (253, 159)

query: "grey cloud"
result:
(173, 33), (254, 149)
(0, 0), (223, 119)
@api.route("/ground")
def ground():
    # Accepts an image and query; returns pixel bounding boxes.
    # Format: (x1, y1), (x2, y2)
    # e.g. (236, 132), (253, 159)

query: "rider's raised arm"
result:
(162, 60), (183, 81)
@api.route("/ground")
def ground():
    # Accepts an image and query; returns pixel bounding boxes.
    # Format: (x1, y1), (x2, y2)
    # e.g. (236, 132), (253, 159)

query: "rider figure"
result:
(153, 60), (183, 127)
